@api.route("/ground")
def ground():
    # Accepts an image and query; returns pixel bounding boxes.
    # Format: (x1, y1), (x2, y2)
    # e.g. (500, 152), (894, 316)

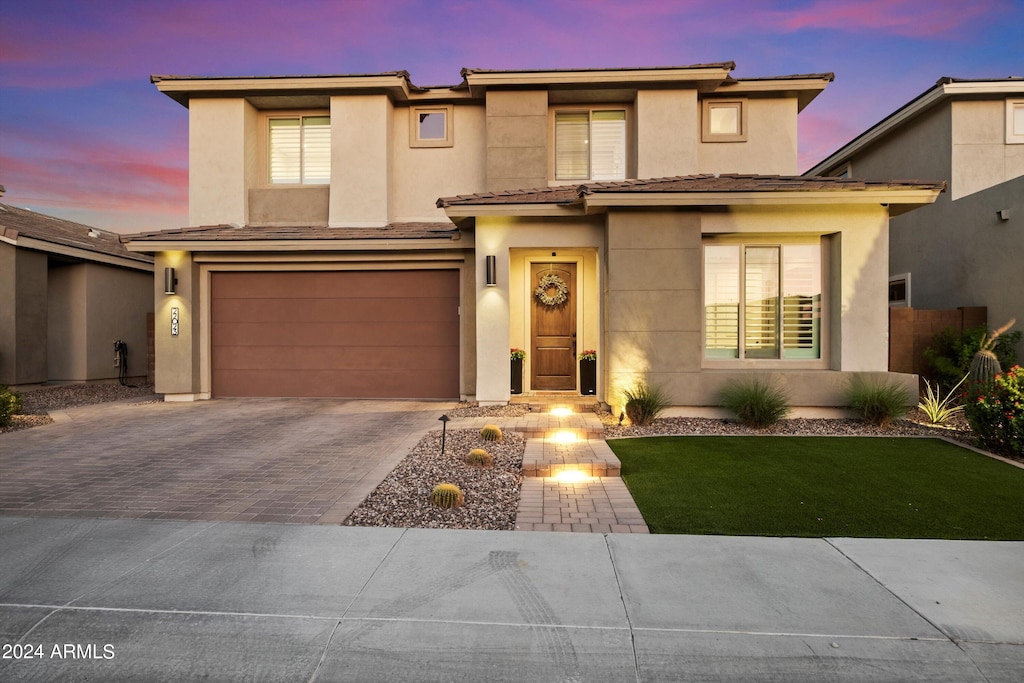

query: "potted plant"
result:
(510, 348), (526, 394)
(578, 349), (597, 395)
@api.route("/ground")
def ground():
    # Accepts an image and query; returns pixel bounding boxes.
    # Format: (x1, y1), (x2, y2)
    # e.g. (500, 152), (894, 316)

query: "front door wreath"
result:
(535, 273), (569, 307)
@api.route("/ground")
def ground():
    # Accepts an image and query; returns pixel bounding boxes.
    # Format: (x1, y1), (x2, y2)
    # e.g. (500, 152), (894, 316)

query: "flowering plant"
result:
(510, 348), (526, 360)
(964, 365), (1023, 457)
(578, 349), (597, 361)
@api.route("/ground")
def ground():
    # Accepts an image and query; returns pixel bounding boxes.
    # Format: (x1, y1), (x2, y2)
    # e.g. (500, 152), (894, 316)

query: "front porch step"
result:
(509, 393), (601, 413)
(521, 437), (621, 477)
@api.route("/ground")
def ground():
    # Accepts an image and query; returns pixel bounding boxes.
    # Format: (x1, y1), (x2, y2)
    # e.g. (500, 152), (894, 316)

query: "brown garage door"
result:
(211, 270), (460, 398)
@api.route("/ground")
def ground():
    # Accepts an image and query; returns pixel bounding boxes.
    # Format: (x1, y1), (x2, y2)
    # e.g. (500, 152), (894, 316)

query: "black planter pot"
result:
(511, 357), (523, 394)
(579, 359), (596, 395)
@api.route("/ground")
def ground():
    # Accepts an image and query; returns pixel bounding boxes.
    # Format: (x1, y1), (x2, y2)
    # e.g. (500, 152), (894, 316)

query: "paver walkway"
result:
(0, 398), (453, 525)
(451, 401), (649, 533)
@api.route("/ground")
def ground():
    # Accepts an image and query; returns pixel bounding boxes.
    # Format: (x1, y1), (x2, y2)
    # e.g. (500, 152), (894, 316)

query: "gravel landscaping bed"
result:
(601, 408), (979, 448)
(1, 383), (160, 433)
(344, 428), (525, 531)
(445, 402), (532, 418)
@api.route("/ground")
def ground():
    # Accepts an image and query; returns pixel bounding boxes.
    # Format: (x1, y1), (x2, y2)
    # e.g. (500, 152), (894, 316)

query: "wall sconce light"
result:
(164, 267), (178, 295)
(485, 255), (497, 286)
(998, 209), (1011, 222)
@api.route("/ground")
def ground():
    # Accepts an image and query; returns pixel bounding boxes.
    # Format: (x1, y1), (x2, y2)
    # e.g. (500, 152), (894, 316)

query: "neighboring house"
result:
(0, 200), (154, 386)
(807, 77), (1024, 358)
(124, 64), (943, 413)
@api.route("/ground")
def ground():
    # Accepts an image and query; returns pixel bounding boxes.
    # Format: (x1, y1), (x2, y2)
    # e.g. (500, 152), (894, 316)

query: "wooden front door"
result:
(531, 263), (577, 390)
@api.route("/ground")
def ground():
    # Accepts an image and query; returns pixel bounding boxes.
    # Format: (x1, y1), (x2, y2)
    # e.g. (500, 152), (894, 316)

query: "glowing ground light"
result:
(553, 470), (589, 483)
(550, 407), (573, 417)
(551, 430), (578, 443)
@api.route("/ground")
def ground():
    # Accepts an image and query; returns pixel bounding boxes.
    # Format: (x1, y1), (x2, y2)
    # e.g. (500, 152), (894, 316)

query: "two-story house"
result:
(807, 77), (1023, 359)
(124, 63), (944, 413)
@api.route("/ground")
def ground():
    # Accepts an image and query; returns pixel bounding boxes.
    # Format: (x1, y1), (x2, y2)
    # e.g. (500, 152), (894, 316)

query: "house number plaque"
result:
(171, 307), (179, 336)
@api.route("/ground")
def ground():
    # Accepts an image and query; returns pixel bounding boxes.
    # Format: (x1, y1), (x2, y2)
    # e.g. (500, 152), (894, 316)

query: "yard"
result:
(608, 436), (1024, 539)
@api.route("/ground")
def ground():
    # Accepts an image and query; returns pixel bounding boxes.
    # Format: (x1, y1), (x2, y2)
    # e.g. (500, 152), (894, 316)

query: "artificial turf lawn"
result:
(608, 436), (1024, 539)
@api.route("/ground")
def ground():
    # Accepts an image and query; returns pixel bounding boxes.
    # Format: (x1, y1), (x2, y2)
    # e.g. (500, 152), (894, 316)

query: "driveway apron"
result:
(0, 399), (455, 525)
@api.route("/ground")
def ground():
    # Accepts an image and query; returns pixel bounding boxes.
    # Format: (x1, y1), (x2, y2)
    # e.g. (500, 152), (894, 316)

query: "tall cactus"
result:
(969, 318), (1016, 391)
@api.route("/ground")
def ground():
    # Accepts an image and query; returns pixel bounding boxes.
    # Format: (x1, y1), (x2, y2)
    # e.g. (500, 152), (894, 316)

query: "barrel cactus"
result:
(429, 483), (464, 509)
(480, 424), (503, 442)
(465, 448), (493, 467)
(970, 318), (1016, 391)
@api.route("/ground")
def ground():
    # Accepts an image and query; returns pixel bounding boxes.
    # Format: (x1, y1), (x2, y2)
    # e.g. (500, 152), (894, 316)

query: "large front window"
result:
(269, 115), (331, 184)
(704, 243), (822, 360)
(554, 110), (626, 181)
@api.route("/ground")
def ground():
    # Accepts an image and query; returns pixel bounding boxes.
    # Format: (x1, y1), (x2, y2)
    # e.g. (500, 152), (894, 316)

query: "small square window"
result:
(410, 105), (454, 147)
(702, 99), (747, 142)
(1007, 100), (1024, 144)
(888, 274), (910, 307)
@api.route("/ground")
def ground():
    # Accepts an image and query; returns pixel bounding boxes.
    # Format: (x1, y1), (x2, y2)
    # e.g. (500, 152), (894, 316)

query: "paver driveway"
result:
(0, 398), (456, 524)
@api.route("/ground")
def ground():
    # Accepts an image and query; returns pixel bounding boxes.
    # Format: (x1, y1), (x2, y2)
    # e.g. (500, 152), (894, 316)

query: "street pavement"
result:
(1, 516), (1022, 682)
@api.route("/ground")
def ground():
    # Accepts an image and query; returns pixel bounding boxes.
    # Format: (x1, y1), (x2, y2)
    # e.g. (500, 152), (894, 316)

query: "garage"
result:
(211, 270), (460, 398)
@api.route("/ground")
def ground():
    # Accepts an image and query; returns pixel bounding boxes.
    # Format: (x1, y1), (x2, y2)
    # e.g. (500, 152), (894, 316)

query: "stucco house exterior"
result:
(807, 77), (1023, 358)
(124, 64), (943, 413)
(1, 200), (154, 385)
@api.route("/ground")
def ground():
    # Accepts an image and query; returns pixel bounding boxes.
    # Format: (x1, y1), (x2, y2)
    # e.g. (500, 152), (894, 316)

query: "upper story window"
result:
(268, 115), (330, 184)
(554, 109), (626, 181)
(704, 242), (822, 360)
(702, 99), (747, 142)
(1007, 99), (1024, 144)
(410, 105), (454, 148)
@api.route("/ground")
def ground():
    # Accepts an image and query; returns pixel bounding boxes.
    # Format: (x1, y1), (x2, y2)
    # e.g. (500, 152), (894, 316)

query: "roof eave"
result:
(582, 189), (944, 208)
(806, 79), (1024, 175)
(151, 73), (418, 107)
(124, 237), (464, 253)
(441, 203), (586, 218)
(463, 64), (735, 93)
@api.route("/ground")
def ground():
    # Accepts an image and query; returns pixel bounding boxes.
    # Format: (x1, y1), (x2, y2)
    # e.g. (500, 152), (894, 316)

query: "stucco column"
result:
(154, 252), (203, 400)
(475, 221), (511, 404)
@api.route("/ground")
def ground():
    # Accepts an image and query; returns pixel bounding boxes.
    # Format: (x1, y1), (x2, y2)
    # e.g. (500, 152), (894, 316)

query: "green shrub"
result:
(465, 448), (493, 467)
(0, 386), (23, 428)
(924, 323), (1020, 389)
(480, 424), (503, 442)
(845, 375), (914, 428)
(622, 382), (670, 426)
(918, 374), (967, 425)
(429, 483), (465, 509)
(965, 365), (1024, 457)
(719, 377), (790, 428)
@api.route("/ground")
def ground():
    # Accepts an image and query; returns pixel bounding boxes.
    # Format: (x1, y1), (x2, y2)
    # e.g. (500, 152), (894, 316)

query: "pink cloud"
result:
(767, 0), (1005, 38)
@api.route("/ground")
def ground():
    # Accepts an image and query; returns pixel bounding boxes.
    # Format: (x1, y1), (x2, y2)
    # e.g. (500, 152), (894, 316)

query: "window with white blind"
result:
(704, 242), (822, 360)
(554, 110), (626, 181)
(269, 115), (331, 184)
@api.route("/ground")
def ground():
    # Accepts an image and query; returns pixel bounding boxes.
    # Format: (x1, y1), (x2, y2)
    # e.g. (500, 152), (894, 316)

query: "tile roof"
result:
(437, 174), (946, 207)
(0, 203), (153, 264)
(123, 222), (460, 243)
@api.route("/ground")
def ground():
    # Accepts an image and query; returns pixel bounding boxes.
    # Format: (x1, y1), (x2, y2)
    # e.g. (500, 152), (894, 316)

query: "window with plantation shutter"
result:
(744, 247), (780, 359)
(269, 115), (330, 184)
(554, 109), (626, 181)
(704, 242), (822, 360)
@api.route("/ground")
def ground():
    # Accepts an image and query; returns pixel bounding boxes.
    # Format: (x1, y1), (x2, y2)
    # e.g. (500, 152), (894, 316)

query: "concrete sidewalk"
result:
(1, 516), (1021, 681)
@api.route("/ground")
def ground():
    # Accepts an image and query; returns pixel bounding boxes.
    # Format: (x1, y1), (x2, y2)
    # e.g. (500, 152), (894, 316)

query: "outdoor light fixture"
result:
(550, 407), (573, 417)
(163, 267), (178, 295)
(485, 255), (497, 286)
(998, 209), (1011, 221)
(438, 414), (450, 455)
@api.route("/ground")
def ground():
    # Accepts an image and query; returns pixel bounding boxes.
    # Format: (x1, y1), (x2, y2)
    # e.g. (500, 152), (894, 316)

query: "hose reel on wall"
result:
(113, 339), (134, 386)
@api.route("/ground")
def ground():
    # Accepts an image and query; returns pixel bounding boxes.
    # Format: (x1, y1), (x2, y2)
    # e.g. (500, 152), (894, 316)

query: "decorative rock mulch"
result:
(444, 402), (532, 418)
(600, 408), (977, 446)
(0, 383), (160, 433)
(344, 428), (526, 531)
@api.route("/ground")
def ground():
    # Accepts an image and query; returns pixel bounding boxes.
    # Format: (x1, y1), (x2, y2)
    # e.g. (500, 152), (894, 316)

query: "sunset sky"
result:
(2, 0), (1021, 233)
